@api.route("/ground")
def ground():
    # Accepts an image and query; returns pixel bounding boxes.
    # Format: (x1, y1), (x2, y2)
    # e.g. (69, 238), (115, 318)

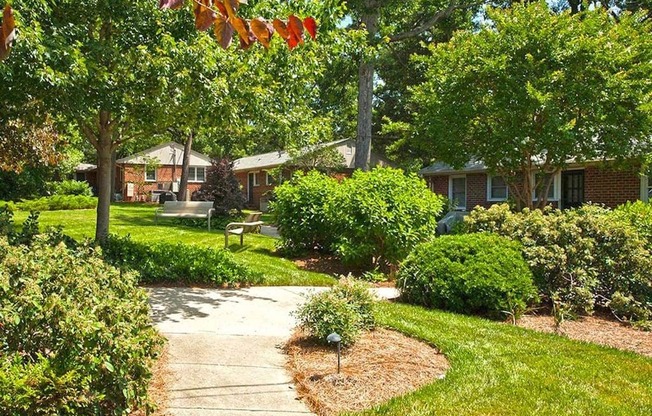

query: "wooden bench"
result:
(225, 212), (264, 248)
(155, 201), (216, 231)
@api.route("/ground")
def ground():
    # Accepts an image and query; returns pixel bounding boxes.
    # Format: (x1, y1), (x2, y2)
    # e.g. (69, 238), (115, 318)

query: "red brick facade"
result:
(234, 170), (276, 210)
(426, 165), (644, 210)
(121, 164), (204, 202)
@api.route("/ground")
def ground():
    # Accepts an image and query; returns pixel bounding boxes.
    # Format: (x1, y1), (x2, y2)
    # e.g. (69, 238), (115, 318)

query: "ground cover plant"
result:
(101, 234), (260, 286)
(398, 233), (537, 320)
(0, 195), (97, 211)
(0, 237), (163, 415)
(463, 204), (652, 324)
(47, 179), (93, 196)
(351, 302), (652, 416)
(13, 204), (336, 286)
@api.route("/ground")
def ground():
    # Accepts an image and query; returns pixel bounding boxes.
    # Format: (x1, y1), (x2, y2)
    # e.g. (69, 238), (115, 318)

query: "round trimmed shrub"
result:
(398, 233), (538, 319)
(271, 170), (339, 253)
(329, 167), (445, 269)
(0, 237), (163, 414)
(295, 278), (376, 346)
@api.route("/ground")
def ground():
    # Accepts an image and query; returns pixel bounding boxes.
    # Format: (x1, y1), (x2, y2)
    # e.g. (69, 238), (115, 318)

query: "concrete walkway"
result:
(148, 286), (399, 416)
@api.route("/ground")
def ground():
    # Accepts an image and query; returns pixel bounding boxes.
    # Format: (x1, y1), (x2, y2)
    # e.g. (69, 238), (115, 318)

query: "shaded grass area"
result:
(14, 204), (335, 286)
(352, 302), (652, 416)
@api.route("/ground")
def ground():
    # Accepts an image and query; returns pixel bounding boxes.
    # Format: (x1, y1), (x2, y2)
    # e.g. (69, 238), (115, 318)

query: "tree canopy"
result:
(411, 2), (652, 208)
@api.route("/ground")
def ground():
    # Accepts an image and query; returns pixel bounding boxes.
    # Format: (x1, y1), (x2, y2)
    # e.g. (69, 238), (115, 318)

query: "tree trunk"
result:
(178, 131), (193, 201)
(354, 1), (379, 171)
(95, 111), (113, 241)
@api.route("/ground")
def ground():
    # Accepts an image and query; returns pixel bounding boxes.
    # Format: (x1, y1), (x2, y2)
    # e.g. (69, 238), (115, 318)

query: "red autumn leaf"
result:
(250, 18), (273, 49)
(214, 1), (228, 18)
(214, 15), (233, 49)
(287, 15), (304, 49)
(222, 0), (241, 20)
(231, 17), (252, 46)
(194, 0), (216, 31)
(303, 16), (317, 40)
(272, 18), (289, 40)
(239, 30), (256, 50)
(1, 4), (16, 61)
(158, 0), (185, 9)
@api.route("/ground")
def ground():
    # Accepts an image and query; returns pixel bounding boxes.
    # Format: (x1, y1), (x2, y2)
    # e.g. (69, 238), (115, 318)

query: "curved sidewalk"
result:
(148, 286), (399, 415)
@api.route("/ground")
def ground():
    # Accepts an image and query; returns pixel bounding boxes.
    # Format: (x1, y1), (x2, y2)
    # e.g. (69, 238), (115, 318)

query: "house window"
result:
(265, 171), (274, 186)
(145, 167), (156, 182)
(188, 167), (206, 183)
(487, 175), (508, 201)
(253, 172), (260, 186)
(449, 176), (467, 210)
(533, 172), (560, 201)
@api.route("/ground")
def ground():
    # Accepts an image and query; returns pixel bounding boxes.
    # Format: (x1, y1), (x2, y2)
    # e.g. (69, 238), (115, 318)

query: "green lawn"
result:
(14, 204), (335, 286)
(350, 302), (652, 416)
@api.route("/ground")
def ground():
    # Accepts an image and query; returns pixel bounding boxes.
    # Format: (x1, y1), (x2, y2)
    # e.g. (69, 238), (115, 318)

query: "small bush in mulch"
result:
(284, 328), (449, 416)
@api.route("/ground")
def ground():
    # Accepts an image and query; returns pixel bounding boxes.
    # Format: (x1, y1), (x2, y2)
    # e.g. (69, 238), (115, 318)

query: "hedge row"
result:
(0, 195), (98, 211)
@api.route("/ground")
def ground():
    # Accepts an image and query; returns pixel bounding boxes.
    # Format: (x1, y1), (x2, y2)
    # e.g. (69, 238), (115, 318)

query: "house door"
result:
(562, 170), (584, 209)
(247, 172), (254, 203)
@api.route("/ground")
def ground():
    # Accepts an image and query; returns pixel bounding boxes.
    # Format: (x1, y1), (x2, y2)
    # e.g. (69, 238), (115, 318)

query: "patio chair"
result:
(225, 212), (264, 248)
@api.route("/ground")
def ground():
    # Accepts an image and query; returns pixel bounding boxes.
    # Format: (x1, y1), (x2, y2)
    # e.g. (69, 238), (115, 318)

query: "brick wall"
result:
(584, 166), (641, 208)
(467, 173), (488, 210)
(234, 171), (275, 210)
(121, 164), (203, 202)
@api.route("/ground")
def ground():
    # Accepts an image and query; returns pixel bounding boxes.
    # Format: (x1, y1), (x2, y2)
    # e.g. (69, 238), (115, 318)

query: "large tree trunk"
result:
(95, 111), (113, 241)
(354, 1), (379, 171)
(178, 131), (193, 201)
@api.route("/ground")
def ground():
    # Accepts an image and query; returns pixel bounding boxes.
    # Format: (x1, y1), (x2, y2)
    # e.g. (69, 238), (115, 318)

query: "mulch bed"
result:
(284, 328), (449, 416)
(131, 343), (172, 416)
(294, 254), (361, 276)
(517, 313), (652, 357)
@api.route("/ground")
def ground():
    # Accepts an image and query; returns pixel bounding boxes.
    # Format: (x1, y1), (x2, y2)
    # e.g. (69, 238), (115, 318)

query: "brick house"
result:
(421, 160), (651, 211)
(232, 139), (389, 210)
(76, 142), (212, 202)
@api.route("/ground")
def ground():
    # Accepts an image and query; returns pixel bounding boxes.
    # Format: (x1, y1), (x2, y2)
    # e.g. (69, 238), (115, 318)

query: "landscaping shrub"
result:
(329, 167), (445, 269)
(463, 204), (652, 321)
(0, 237), (163, 415)
(0, 207), (41, 247)
(295, 278), (376, 346)
(11, 195), (98, 211)
(100, 234), (260, 286)
(48, 179), (94, 196)
(271, 170), (339, 253)
(614, 200), (652, 252)
(193, 158), (247, 216)
(398, 233), (537, 319)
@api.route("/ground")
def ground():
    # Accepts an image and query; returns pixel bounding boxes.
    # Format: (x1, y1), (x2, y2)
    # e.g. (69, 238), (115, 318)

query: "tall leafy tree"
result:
(411, 2), (652, 209)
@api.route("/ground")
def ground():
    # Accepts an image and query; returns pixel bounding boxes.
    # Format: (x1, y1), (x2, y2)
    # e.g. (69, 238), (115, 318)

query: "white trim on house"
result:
(253, 171), (260, 187)
(641, 174), (651, 202)
(188, 166), (206, 183)
(265, 171), (273, 186)
(145, 167), (157, 182)
(449, 175), (467, 211)
(486, 175), (509, 201)
(531, 171), (562, 201)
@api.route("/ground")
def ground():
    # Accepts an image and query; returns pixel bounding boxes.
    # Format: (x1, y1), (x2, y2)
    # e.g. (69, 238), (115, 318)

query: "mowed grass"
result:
(349, 301), (652, 416)
(14, 203), (335, 286)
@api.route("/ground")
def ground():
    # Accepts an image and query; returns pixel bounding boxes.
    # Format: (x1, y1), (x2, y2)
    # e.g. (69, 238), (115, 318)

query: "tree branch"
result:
(389, 1), (481, 42)
(81, 123), (99, 150)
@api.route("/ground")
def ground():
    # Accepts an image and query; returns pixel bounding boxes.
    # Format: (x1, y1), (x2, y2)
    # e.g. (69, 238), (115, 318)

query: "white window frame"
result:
(145, 166), (157, 182)
(188, 166), (206, 183)
(487, 175), (509, 202)
(253, 171), (260, 187)
(531, 171), (561, 202)
(640, 175), (651, 202)
(449, 175), (467, 211)
(265, 171), (274, 186)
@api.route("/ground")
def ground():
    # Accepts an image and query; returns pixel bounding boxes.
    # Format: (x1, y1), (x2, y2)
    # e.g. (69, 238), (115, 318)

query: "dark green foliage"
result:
(271, 170), (339, 254)
(100, 234), (260, 286)
(0, 208), (41, 247)
(48, 179), (93, 197)
(0, 238), (163, 415)
(463, 204), (652, 321)
(0, 166), (52, 201)
(295, 278), (376, 346)
(614, 200), (652, 252)
(398, 233), (537, 319)
(329, 167), (445, 269)
(193, 159), (246, 216)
